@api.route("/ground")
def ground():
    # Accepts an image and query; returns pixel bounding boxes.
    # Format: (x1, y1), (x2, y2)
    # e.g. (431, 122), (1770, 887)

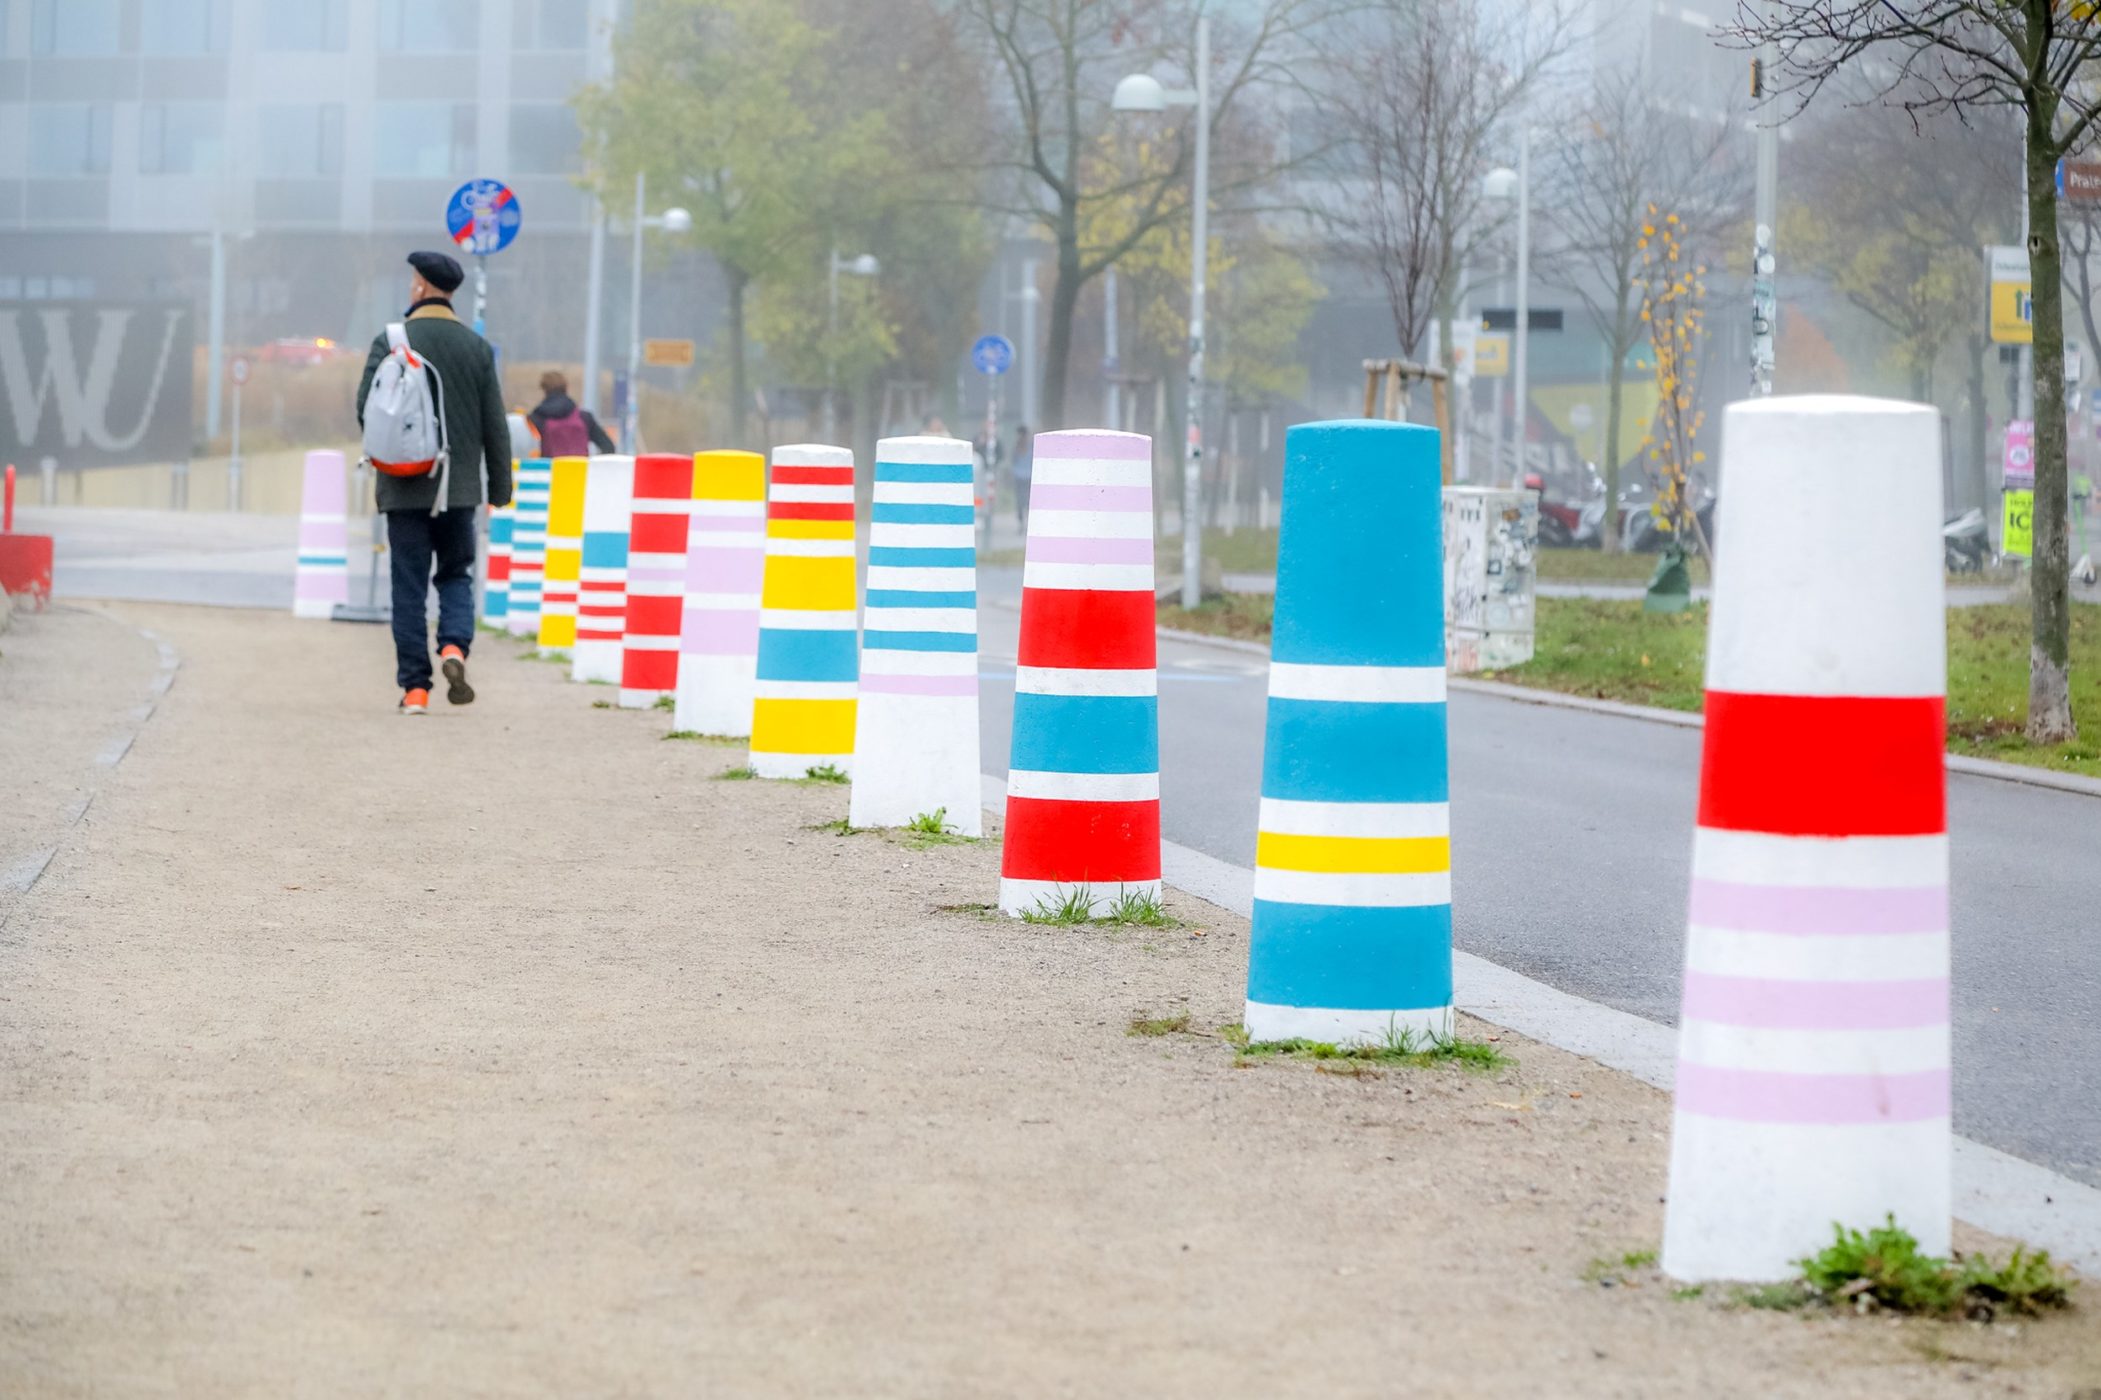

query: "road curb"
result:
(1150, 622), (2101, 801)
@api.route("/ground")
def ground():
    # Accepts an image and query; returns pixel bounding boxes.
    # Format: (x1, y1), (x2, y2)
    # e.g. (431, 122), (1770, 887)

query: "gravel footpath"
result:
(1, 603), (2094, 1397)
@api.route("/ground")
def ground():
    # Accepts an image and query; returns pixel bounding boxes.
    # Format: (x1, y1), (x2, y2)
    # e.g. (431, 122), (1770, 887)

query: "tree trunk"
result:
(1601, 314), (1630, 555)
(726, 268), (750, 449)
(2024, 121), (2076, 742)
(1965, 333), (1990, 519)
(1039, 199), (1084, 432)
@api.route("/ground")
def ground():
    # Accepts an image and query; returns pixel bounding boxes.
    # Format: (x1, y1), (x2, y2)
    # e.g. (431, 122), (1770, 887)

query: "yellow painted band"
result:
(541, 545), (581, 582)
(766, 518), (855, 540)
(547, 457), (589, 534)
(751, 698), (858, 755)
(762, 556), (857, 610)
(1255, 832), (1451, 875)
(693, 450), (766, 502)
(536, 615), (577, 649)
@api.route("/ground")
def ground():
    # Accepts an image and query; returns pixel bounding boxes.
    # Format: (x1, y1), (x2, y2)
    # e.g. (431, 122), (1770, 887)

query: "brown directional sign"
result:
(2065, 161), (2101, 205)
(643, 338), (695, 367)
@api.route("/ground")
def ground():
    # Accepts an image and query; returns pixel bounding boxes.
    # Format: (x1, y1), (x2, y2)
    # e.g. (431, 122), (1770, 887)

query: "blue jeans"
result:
(386, 507), (478, 690)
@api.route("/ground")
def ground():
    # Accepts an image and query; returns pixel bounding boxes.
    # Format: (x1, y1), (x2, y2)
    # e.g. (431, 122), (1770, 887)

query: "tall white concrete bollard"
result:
(1662, 395), (1950, 1282)
(673, 450), (767, 737)
(849, 435), (981, 835)
(293, 450), (348, 619)
(572, 454), (634, 685)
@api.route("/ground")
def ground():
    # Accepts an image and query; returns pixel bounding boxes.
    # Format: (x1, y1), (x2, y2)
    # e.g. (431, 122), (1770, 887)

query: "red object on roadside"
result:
(0, 460), (54, 610)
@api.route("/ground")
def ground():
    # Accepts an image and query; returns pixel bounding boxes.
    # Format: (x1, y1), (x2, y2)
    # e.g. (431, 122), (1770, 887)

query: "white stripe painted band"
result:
(1267, 662), (1447, 705)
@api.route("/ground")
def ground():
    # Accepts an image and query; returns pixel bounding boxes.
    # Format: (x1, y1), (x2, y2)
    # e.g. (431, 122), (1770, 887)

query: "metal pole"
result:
(1020, 257), (1040, 431)
(1104, 264), (1122, 429)
(824, 247), (839, 443)
(472, 255), (488, 336)
(1180, 10), (1210, 611)
(1750, 39), (1779, 397)
(228, 379), (243, 510)
(627, 171), (645, 451)
(206, 228), (226, 441)
(582, 196), (606, 415)
(1512, 124), (1530, 491)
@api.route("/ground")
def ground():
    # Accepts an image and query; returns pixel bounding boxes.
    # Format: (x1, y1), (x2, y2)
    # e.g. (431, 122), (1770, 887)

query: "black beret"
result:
(407, 250), (464, 294)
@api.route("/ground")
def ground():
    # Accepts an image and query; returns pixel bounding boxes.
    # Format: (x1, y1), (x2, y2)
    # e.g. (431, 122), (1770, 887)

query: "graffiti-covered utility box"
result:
(1443, 487), (1537, 674)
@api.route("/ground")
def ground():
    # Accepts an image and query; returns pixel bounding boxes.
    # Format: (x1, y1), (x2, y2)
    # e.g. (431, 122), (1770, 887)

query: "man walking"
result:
(527, 369), (616, 455)
(355, 250), (513, 715)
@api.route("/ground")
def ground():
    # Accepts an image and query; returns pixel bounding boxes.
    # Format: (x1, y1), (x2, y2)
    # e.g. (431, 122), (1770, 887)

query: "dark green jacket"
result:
(355, 301), (514, 512)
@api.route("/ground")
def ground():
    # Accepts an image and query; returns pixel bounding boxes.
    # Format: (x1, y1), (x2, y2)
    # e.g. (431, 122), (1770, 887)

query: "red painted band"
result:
(1000, 796), (1162, 883)
(1698, 692), (1945, 837)
(628, 513), (689, 553)
(1016, 589), (1158, 670)
(623, 595), (683, 634)
(770, 465), (855, 486)
(769, 500), (856, 522)
(622, 651), (679, 689)
(633, 456), (693, 500)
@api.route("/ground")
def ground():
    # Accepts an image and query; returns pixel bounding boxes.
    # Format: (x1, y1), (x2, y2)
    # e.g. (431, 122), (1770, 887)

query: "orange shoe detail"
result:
(439, 644), (465, 661)
(400, 687), (430, 714)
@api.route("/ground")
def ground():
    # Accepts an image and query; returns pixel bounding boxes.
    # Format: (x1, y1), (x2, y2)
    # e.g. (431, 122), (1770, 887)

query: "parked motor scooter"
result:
(1942, 508), (1990, 574)
(1527, 463), (1607, 548)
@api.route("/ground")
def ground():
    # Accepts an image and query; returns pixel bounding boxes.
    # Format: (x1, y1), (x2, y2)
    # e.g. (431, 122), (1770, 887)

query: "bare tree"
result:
(1327, 0), (1576, 389)
(1537, 68), (1744, 551)
(959, 0), (1340, 428)
(1729, 0), (2101, 742)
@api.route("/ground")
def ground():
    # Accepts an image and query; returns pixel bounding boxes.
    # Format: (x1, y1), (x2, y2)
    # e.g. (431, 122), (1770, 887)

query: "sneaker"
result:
(439, 645), (475, 705)
(399, 687), (430, 715)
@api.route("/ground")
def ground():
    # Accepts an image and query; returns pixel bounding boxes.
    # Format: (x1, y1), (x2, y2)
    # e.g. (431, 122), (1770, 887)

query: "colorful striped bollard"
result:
(750, 444), (857, 779)
(849, 435), (980, 835)
(537, 456), (587, 656)
(998, 429), (1159, 917)
(1243, 420), (1452, 1046)
(505, 457), (551, 637)
(481, 503), (513, 629)
(573, 454), (634, 685)
(674, 449), (767, 737)
(620, 452), (692, 708)
(1662, 396), (1949, 1282)
(293, 449), (348, 619)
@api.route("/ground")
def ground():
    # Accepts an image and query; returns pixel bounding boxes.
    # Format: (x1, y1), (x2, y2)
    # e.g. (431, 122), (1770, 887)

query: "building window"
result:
(258, 104), (346, 178)
(141, 0), (230, 53)
(264, 0), (348, 51)
(373, 102), (478, 178)
(377, 0), (479, 52)
(141, 104), (225, 174)
(31, 0), (121, 55)
(514, 0), (588, 49)
(28, 104), (113, 175)
(507, 104), (582, 174)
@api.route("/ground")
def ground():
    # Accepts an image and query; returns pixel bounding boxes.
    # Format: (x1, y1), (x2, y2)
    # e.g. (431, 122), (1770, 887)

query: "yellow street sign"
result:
(1473, 332), (1509, 377)
(1988, 246), (2032, 345)
(643, 338), (696, 367)
(2003, 489), (2034, 558)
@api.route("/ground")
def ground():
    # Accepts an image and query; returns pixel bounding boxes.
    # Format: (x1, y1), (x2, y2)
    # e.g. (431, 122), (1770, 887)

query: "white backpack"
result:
(360, 323), (450, 514)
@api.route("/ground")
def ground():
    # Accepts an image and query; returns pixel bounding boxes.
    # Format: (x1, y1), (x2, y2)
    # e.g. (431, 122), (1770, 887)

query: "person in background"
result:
(354, 250), (512, 715)
(921, 412), (950, 438)
(528, 370), (616, 456)
(1011, 423), (1034, 534)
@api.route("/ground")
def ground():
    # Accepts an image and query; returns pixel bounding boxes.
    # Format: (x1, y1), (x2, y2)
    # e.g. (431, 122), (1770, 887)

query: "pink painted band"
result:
(1026, 535), (1154, 565)
(1029, 483), (1152, 512)
(1675, 1063), (1950, 1125)
(691, 515), (767, 533)
(1681, 972), (1947, 1030)
(298, 523), (346, 550)
(681, 611), (761, 654)
(1037, 432), (1151, 461)
(859, 673), (978, 697)
(294, 577), (347, 599)
(1690, 880), (1947, 935)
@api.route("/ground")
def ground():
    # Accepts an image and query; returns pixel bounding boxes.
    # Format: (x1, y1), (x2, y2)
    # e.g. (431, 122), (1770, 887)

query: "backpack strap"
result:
(385, 322), (408, 354)
(423, 345), (452, 516)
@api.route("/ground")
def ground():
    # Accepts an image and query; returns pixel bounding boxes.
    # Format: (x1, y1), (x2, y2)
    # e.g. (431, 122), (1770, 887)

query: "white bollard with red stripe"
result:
(573, 455), (634, 685)
(1662, 395), (1950, 1283)
(620, 453), (692, 708)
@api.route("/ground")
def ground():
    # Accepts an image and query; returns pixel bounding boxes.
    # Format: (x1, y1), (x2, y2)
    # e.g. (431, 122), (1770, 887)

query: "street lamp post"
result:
(824, 248), (881, 444)
(624, 171), (693, 452)
(1115, 9), (1210, 610)
(1484, 129), (1531, 488)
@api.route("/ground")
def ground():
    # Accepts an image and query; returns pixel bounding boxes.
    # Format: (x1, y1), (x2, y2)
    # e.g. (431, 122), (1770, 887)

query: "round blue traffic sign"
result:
(447, 179), (522, 256)
(971, 334), (1014, 376)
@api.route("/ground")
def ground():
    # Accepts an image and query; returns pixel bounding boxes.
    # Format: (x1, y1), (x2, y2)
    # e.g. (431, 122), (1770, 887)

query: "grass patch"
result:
(806, 818), (861, 836)
(1736, 1218), (2076, 1320)
(652, 695), (676, 712)
(1021, 885), (1182, 929)
(1238, 1022), (1512, 1073)
(585, 678), (614, 687)
(1127, 1012), (1193, 1038)
(892, 808), (980, 850)
(590, 699), (614, 709)
(1487, 600), (2101, 777)
(1671, 1285), (1705, 1302)
(1020, 886), (1098, 926)
(1583, 1249), (1659, 1286)
(801, 763), (850, 784)
(1534, 547), (1712, 586)
(663, 730), (742, 745)
(714, 766), (757, 781)
(1104, 887), (1175, 926)
(934, 901), (1001, 920)
(520, 648), (570, 665)
(1156, 592), (1275, 643)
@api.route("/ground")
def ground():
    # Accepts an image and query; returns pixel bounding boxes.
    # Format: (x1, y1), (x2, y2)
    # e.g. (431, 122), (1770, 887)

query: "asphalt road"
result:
(977, 566), (2101, 1191)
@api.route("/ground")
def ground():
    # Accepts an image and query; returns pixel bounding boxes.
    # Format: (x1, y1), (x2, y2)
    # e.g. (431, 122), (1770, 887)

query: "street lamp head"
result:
(1113, 72), (1168, 114)
(846, 253), (880, 277)
(661, 206), (693, 235)
(1483, 167), (1519, 201)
